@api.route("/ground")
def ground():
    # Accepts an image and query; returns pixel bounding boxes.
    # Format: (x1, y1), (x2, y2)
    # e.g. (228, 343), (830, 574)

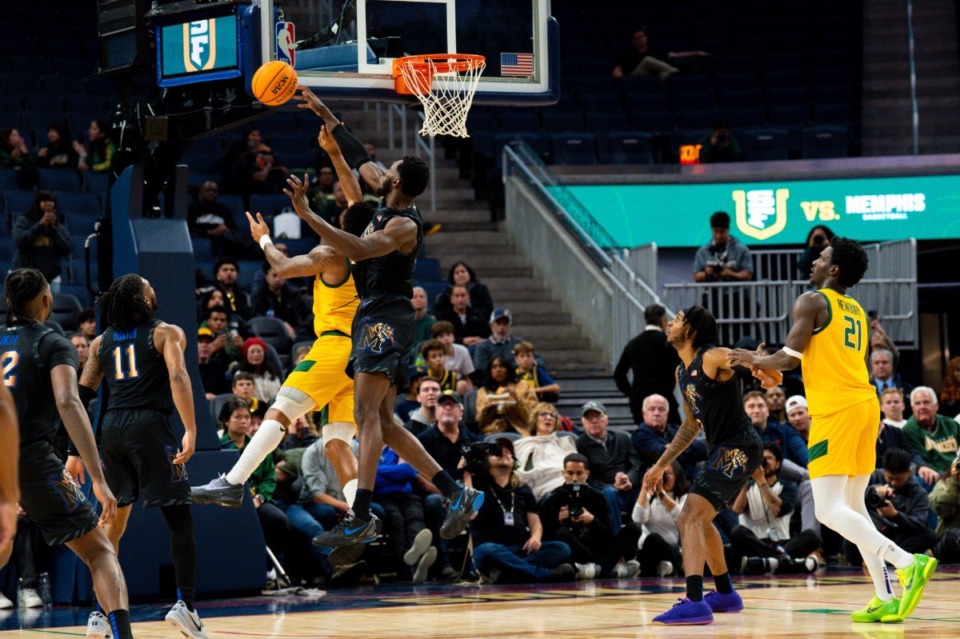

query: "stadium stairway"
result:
(329, 102), (607, 372)
(552, 371), (636, 431)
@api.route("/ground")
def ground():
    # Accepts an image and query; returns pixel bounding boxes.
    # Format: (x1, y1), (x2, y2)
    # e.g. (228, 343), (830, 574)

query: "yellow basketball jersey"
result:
(803, 288), (877, 417)
(312, 257), (359, 337)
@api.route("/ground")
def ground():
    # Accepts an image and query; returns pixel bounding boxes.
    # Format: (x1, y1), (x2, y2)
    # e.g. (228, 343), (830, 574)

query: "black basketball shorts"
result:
(347, 295), (415, 389)
(690, 437), (764, 512)
(19, 441), (99, 545)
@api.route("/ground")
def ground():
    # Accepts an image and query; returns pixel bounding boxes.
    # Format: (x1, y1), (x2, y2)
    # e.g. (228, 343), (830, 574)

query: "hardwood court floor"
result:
(0, 567), (957, 638)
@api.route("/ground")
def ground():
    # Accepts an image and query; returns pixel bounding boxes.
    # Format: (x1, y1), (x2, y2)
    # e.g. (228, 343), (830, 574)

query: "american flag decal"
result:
(500, 52), (534, 77)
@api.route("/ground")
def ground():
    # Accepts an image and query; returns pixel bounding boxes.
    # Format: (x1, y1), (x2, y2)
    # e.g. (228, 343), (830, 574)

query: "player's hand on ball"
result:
(92, 481), (118, 526)
(245, 211), (270, 243)
(752, 366), (783, 390)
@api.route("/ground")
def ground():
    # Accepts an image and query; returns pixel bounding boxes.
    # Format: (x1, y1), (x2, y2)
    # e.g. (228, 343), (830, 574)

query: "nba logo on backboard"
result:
(276, 22), (296, 67)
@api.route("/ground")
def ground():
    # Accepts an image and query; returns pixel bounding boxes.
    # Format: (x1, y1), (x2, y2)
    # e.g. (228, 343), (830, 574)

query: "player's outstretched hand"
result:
(66, 454), (86, 485)
(751, 366), (783, 390)
(246, 211), (270, 244)
(92, 480), (118, 527)
(317, 125), (341, 156)
(641, 464), (665, 497)
(283, 174), (312, 218)
(173, 431), (195, 465)
(293, 85), (337, 122)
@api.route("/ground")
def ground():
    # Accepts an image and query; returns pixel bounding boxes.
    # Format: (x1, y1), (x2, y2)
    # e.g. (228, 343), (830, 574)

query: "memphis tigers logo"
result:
(48, 469), (86, 513)
(183, 20), (218, 73)
(711, 448), (749, 479)
(684, 383), (703, 418)
(357, 322), (396, 354)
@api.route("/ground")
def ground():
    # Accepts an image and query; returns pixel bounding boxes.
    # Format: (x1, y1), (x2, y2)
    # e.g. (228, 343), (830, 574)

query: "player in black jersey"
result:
(0, 269), (136, 639)
(641, 306), (768, 626)
(0, 384), (16, 550)
(281, 88), (484, 547)
(71, 274), (206, 639)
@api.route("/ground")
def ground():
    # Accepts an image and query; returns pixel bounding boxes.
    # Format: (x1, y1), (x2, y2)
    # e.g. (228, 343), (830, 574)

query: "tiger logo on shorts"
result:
(358, 321), (396, 354)
(711, 448), (749, 478)
(48, 469), (86, 513)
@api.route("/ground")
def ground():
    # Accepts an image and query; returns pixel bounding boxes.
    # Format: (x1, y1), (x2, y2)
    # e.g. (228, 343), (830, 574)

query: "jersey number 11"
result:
(113, 344), (140, 381)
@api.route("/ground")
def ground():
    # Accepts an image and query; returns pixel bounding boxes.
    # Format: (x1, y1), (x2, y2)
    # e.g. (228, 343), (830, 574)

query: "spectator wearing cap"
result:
(417, 390), (480, 579)
(468, 437), (574, 584)
(575, 401), (643, 533)
(214, 257), (254, 320)
(473, 308), (525, 381)
(513, 402), (578, 500)
(693, 211), (753, 283)
(614, 303), (681, 425)
(433, 284), (489, 346)
(252, 261), (310, 338)
(406, 377), (441, 437)
(198, 327), (230, 398)
(785, 396), (810, 443)
(430, 320), (476, 384)
(476, 356), (538, 436)
(233, 337), (282, 403)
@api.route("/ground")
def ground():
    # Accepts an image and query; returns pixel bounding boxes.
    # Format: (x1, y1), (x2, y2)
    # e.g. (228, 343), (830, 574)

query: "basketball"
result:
(251, 60), (298, 107)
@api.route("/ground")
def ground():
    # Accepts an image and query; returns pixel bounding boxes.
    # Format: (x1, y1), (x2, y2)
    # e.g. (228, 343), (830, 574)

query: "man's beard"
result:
(376, 180), (391, 198)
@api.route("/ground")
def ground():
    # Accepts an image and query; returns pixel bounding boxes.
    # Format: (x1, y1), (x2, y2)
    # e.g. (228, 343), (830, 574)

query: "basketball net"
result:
(394, 54), (486, 138)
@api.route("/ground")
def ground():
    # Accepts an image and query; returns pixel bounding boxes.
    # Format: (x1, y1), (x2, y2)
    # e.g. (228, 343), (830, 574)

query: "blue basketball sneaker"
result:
(312, 512), (380, 547)
(652, 599), (714, 625)
(704, 590), (744, 613)
(440, 485), (484, 539)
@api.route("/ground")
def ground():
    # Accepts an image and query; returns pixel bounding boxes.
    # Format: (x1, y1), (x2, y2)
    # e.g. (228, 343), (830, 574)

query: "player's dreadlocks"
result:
(4, 268), (48, 325)
(98, 274), (153, 331)
(682, 305), (718, 351)
(829, 237), (869, 288)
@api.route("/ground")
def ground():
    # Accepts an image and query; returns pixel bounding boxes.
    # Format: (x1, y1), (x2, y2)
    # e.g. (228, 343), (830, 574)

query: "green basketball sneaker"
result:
(850, 596), (901, 623)
(896, 553), (938, 618)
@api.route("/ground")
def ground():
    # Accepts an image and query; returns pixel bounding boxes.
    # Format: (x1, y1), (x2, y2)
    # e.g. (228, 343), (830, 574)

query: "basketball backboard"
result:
(262, 0), (558, 105)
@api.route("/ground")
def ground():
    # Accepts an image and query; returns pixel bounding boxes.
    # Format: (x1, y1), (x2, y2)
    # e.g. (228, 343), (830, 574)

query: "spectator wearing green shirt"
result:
(903, 387), (960, 475)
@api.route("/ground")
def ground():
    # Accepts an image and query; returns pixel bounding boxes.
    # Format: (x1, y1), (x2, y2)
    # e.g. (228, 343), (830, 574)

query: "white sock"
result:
(342, 479), (358, 508)
(226, 420), (286, 485)
(844, 475), (896, 599)
(767, 557), (779, 573)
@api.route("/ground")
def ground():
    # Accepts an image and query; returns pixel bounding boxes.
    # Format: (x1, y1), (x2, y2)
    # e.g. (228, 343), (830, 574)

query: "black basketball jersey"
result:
(677, 345), (758, 449)
(0, 322), (79, 447)
(353, 202), (423, 300)
(99, 320), (173, 414)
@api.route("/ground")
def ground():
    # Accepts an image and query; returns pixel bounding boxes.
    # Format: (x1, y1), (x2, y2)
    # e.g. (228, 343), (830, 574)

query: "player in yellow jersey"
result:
(192, 148), (374, 520)
(732, 237), (936, 623)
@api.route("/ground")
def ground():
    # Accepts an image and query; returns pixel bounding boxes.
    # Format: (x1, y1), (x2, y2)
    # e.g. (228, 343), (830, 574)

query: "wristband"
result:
(782, 346), (803, 360)
(259, 234), (273, 251)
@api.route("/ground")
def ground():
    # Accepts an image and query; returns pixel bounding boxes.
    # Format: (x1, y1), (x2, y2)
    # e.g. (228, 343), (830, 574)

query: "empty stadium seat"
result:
(740, 127), (790, 161)
(550, 133), (597, 165)
(39, 168), (81, 193)
(801, 125), (850, 159)
(247, 316), (293, 356)
(605, 132), (654, 164)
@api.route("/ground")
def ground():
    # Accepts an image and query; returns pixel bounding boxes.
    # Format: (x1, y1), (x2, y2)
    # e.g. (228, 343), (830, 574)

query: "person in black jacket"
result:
(251, 262), (309, 337)
(614, 304), (681, 425)
(12, 191), (73, 290)
(632, 393), (707, 480)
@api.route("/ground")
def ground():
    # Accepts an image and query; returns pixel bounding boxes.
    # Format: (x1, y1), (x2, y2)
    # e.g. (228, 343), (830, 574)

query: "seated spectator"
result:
(929, 455), (960, 542)
(632, 460), (688, 577)
(698, 120), (742, 164)
(319, 179), (349, 226)
(74, 119), (115, 173)
(785, 395), (811, 442)
(744, 390), (808, 471)
(693, 211), (753, 283)
(514, 341), (560, 402)
(374, 445), (437, 582)
(68, 333), (89, 374)
(197, 327), (230, 398)
(299, 435), (354, 531)
(218, 399), (290, 583)
(475, 356), (538, 436)
(468, 437), (574, 584)
(78, 308), (97, 342)
(796, 225), (835, 279)
(0, 127), (38, 187)
(188, 180), (258, 259)
(12, 191), (73, 292)
(197, 288), (226, 323)
(230, 371), (266, 420)
(611, 27), (707, 80)
(434, 284), (489, 346)
(201, 304), (243, 365)
(730, 444), (821, 575)
(394, 368), (425, 424)
(430, 321), (476, 384)
(36, 122), (79, 170)
(410, 286), (436, 359)
(575, 401), (642, 534)
(473, 308), (523, 377)
(252, 262), (310, 337)
(881, 387), (908, 428)
(870, 348), (913, 402)
(875, 414), (938, 487)
(514, 402), (578, 500)
(278, 414), (318, 451)
(417, 390), (479, 579)
(406, 377), (441, 437)
(541, 454), (642, 579)
(903, 386), (960, 475)
(843, 448), (937, 567)
(765, 386), (787, 424)
(433, 261), (494, 321)
(218, 127), (261, 179)
(232, 337), (282, 403)
(226, 141), (288, 205)
(631, 393), (706, 481)
(419, 339), (461, 393)
(940, 357), (960, 419)
(214, 257), (254, 320)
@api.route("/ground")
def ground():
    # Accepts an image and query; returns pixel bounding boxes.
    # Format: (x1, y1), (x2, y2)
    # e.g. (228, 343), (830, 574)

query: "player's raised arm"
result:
(317, 125), (364, 205)
(730, 291), (823, 372)
(0, 384), (18, 548)
(245, 211), (337, 278)
(155, 324), (196, 465)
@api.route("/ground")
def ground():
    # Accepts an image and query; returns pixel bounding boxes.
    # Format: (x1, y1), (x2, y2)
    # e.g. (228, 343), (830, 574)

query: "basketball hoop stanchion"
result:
(392, 54), (485, 138)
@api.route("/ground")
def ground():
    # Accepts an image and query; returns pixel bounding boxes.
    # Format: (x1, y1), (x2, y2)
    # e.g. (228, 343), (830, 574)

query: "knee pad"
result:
(272, 387), (318, 421)
(322, 421), (358, 447)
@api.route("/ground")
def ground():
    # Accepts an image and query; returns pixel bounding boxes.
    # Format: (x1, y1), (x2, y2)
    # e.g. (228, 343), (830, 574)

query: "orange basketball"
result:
(251, 60), (298, 107)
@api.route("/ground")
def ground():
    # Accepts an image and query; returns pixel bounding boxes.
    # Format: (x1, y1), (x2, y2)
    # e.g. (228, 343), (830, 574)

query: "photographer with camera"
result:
(698, 119), (742, 164)
(693, 212), (753, 284)
(467, 438), (575, 584)
(540, 454), (642, 580)
(843, 448), (937, 568)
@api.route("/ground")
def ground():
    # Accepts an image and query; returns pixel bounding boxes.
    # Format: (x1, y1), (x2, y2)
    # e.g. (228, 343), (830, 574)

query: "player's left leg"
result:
(159, 504), (206, 638)
(653, 493), (716, 625)
(102, 505), (133, 552)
